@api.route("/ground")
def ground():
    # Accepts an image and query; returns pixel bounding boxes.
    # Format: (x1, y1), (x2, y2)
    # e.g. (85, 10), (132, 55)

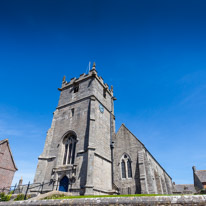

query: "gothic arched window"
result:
(120, 154), (132, 179)
(63, 134), (77, 165)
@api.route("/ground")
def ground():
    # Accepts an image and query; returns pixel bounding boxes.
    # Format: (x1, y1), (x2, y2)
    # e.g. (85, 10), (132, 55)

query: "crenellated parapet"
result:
(59, 62), (114, 96)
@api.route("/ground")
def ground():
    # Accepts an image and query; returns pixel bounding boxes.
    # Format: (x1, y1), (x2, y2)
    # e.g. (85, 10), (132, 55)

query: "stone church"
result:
(34, 63), (173, 195)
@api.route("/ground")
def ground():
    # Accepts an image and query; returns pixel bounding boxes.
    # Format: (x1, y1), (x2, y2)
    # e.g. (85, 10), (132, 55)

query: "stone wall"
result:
(93, 155), (112, 192)
(1, 195), (206, 205)
(34, 98), (91, 190)
(113, 124), (173, 194)
(113, 124), (142, 195)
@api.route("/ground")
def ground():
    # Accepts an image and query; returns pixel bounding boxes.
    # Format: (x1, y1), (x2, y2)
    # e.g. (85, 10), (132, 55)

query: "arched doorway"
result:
(59, 176), (69, 192)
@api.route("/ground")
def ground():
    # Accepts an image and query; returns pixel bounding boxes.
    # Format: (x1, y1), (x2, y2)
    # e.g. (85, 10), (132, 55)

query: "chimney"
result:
(192, 166), (196, 172)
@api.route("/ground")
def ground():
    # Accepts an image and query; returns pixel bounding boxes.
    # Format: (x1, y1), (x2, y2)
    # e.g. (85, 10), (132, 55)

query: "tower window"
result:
(71, 108), (74, 117)
(74, 85), (79, 93)
(103, 89), (106, 98)
(120, 154), (132, 179)
(63, 134), (77, 165)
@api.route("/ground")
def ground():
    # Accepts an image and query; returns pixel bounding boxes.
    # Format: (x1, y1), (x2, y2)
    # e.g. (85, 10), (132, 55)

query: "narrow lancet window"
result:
(103, 88), (106, 98)
(67, 143), (72, 164)
(63, 144), (68, 165)
(74, 85), (79, 93)
(71, 142), (76, 164)
(121, 160), (126, 178)
(127, 159), (132, 178)
(71, 108), (74, 117)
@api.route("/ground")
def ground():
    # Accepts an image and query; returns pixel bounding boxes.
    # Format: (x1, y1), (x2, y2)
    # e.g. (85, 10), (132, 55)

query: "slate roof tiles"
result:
(196, 170), (206, 183)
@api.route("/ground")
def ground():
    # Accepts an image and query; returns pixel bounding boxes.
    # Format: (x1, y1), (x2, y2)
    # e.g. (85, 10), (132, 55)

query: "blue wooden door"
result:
(59, 176), (69, 192)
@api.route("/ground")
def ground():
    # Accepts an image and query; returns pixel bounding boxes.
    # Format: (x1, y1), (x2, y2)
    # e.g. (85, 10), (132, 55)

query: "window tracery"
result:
(63, 134), (77, 165)
(120, 154), (132, 179)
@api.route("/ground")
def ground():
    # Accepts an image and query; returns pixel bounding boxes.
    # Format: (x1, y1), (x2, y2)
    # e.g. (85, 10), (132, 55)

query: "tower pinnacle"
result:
(92, 62), (96, 70)
(62, 75), (66, 83)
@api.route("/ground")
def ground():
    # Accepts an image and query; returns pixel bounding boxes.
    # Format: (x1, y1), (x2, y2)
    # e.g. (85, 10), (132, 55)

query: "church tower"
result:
(34, 63), (116, 195)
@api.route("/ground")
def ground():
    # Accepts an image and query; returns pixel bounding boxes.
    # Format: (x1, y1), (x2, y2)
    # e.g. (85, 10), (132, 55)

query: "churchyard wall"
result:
(1, 195), (206, 206)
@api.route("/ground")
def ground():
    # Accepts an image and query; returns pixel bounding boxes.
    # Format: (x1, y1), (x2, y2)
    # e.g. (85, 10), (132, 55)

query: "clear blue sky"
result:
(0, 0), (206, 186)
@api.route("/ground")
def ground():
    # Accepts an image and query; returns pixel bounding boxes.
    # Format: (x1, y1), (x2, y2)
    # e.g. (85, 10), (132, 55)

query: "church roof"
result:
(174, 184), (196, 193)
(0, 139), (18, 171)
(195, 170), (206, 183)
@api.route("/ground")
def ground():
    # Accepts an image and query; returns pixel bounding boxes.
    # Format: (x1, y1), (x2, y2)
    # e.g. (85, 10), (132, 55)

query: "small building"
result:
(0, 139), (18, 190)
(173, 184), (196, 194)
(193, 166), (206, 192)
(173, 166), (206, 194)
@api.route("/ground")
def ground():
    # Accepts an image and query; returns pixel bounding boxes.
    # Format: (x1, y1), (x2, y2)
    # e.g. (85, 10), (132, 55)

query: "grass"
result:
(44, 193), (185, 200)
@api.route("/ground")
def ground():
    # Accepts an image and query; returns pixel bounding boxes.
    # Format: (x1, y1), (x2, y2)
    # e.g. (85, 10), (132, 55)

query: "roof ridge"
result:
(0, 138), (8, 144)
(175, 184), (194, 185)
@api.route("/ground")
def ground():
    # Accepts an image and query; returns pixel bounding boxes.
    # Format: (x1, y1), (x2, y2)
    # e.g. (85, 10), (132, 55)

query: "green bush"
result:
(14, 194), (31, 201)
(14, 194), (25, 201)
(199, 189), (206, 194)
(9, 190), (14, 195)
(44, 194), (178, 200)
(0, 192), (11, 201)
(44, 194), (66, 199)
